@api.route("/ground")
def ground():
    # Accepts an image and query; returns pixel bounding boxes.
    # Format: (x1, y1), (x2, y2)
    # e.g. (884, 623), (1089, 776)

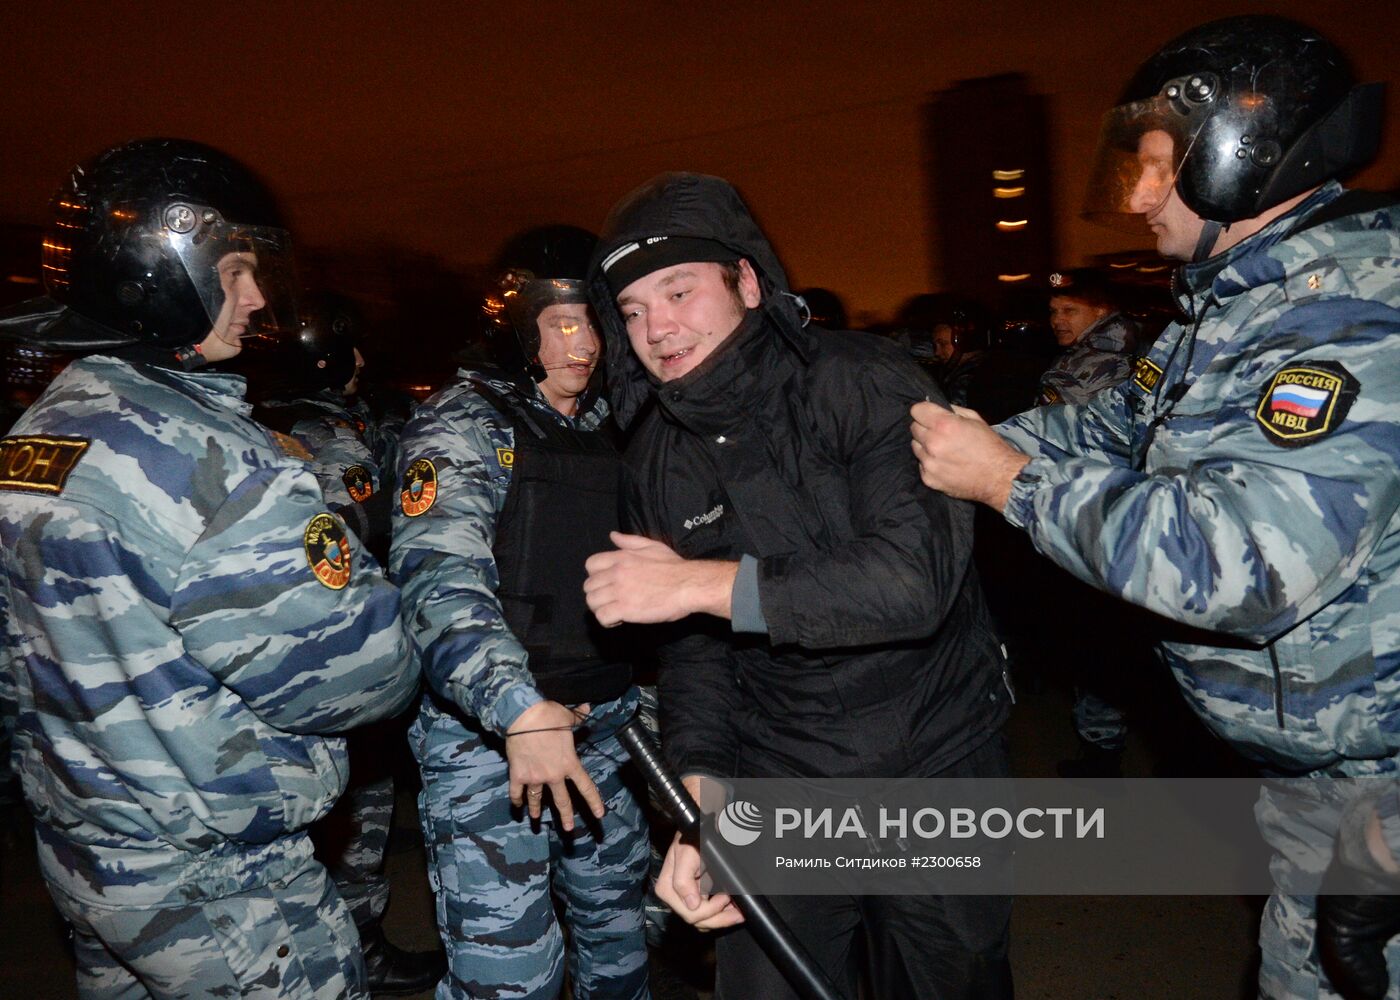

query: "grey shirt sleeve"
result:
(730, 553), (769, 634)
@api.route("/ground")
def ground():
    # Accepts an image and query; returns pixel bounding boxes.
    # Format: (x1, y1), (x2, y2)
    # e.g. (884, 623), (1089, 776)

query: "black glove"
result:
(1318, 883), (1400, 1000)
(1318, 794), (1400, 1000)
(332, 485), (392, 567)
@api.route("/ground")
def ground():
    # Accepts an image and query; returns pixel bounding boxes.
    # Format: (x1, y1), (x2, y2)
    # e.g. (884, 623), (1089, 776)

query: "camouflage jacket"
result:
(0, 355), (418, 905)
(258, 390), (382, 510)
(389, 370), (609, 737)
(998, 183), (1400, 775)
(354, 392), (408, 490)
(1035, 312), (1142, 406)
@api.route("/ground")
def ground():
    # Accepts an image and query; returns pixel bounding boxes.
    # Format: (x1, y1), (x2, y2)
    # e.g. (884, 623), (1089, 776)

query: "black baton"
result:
(618, 719), (848, 1000)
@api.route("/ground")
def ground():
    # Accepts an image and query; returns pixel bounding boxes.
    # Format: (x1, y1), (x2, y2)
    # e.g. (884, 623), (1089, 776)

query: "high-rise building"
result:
(923, 73), (1055, 309)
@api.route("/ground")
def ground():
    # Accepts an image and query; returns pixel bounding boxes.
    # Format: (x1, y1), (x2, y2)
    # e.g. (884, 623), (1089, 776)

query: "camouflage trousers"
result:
(315, 772), (394, 931)
(1255, 777), (1400, 999)
(49, 849), (365, 1000)
(411, 689), (650, 1000)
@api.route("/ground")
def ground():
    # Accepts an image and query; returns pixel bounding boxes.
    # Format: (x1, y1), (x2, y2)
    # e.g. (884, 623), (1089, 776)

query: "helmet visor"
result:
(1081, 91), (1209, 231)
(502, 275), (589, 326)
(165, 204), (300, 347)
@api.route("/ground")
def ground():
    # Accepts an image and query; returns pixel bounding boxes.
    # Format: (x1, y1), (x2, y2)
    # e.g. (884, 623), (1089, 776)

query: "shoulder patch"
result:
(496, 447), (515, 470)
(1254, 361), (1359, 447)
(0, 435), (90, 495)
(1132, 357), (1163, 394)
(343, 464), (373, 502)
(400, 457), (438, 517)
(270, 431), (314, 461)
(304, 512), (352, 589)
(1038, 385), (1062, 405)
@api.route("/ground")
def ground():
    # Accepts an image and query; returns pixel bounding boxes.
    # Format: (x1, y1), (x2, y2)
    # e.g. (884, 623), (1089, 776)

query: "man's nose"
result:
(1128, 173), (1163, 215)
(246, 279), (266, 312)
(647, 305), (677, 344)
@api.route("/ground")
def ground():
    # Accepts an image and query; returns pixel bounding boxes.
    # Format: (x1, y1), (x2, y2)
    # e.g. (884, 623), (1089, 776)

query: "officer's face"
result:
(1129, 130), (1208, 261)
(535, 302), (599, 415)
(933, 325), (956, 362)
(617, 259), (761, 382)
(1048, 296), (1110, 347)
(202, 252), (267, 362)
(343, 347), (365, 396)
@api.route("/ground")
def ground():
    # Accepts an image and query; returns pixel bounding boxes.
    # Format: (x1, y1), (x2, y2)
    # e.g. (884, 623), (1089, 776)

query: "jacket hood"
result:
(587, 173), (814, 427)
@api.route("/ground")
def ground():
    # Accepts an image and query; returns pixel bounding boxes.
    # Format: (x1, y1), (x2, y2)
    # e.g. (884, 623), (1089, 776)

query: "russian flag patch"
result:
(1254, 361), (1359, 447)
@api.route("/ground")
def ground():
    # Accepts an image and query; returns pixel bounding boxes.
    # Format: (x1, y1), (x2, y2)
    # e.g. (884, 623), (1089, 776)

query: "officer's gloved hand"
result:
(1318, 888), (1400, 999)
(1318, 796), (1400, 1000)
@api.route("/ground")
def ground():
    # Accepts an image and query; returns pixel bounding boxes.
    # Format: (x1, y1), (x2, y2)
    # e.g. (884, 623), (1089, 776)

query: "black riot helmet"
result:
(480, 225), (597, 382)
(1083, 16), (1384, 226)
(287, 292), (362, 393)
(42, 138), (300, 351)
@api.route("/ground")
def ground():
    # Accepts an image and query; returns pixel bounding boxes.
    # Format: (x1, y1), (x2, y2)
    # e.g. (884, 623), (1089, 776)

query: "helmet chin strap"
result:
(1192, 220), (1225, 263)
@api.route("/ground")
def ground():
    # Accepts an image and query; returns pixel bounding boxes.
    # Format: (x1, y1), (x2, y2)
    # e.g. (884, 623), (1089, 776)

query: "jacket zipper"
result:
(1268, 645), (1286, 729)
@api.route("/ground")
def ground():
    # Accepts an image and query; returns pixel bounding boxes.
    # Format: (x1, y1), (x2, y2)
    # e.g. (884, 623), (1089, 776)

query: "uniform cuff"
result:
(1001, 459), (1046, 531)
(489, 682), (545, 738)
(730, 554), (769, 635)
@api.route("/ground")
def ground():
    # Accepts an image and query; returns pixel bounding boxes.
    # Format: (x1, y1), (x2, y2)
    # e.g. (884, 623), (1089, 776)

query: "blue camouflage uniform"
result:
(259, 388), (398, 934)
(1036, 311), (1142, 407)
(1036, 310), (1144, 754)
(265, 390), (386, 508)
(0, 354), (420, 999)
(390, 370), (649, 1000)
(356, 391), (410, 492)
(996, 182), (1400, 998)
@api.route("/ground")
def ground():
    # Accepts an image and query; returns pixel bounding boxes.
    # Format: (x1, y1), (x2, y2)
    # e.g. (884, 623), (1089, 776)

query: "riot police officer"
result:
(911, 16), (1398, 999)
(0, 138), (419, 999)
(390, 226), (649, 999)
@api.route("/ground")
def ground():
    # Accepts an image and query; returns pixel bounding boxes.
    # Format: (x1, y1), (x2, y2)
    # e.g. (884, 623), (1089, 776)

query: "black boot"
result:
(360, 924), (447, 997)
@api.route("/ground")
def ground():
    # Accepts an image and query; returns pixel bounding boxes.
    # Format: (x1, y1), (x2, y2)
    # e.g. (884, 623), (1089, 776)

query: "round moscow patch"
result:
(400, 457), (438, 517)
(304, 512), (353, 590)
(343, 464), (373, 503)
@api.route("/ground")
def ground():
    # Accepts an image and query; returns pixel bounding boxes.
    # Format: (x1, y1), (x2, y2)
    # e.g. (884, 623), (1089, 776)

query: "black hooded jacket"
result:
(588, 174), (1010, 780)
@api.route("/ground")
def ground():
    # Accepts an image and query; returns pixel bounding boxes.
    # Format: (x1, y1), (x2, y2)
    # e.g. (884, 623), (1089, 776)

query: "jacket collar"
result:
(1175, 181), (1345, 316)
(85, 353), (253, 416)
(649, 308), (795, 438)
(460, 366), (610, 430)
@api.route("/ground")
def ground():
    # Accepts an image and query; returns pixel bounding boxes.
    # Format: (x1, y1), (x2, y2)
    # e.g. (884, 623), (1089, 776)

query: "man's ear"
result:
(737, 258), (763, 309)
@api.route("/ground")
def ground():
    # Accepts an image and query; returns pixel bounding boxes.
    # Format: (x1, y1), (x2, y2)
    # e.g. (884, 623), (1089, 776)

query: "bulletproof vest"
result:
(471, 379), (632, 706)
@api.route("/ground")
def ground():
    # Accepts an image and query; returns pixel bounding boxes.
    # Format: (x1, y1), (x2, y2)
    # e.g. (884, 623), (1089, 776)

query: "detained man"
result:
(583, 172), (1014, 999)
